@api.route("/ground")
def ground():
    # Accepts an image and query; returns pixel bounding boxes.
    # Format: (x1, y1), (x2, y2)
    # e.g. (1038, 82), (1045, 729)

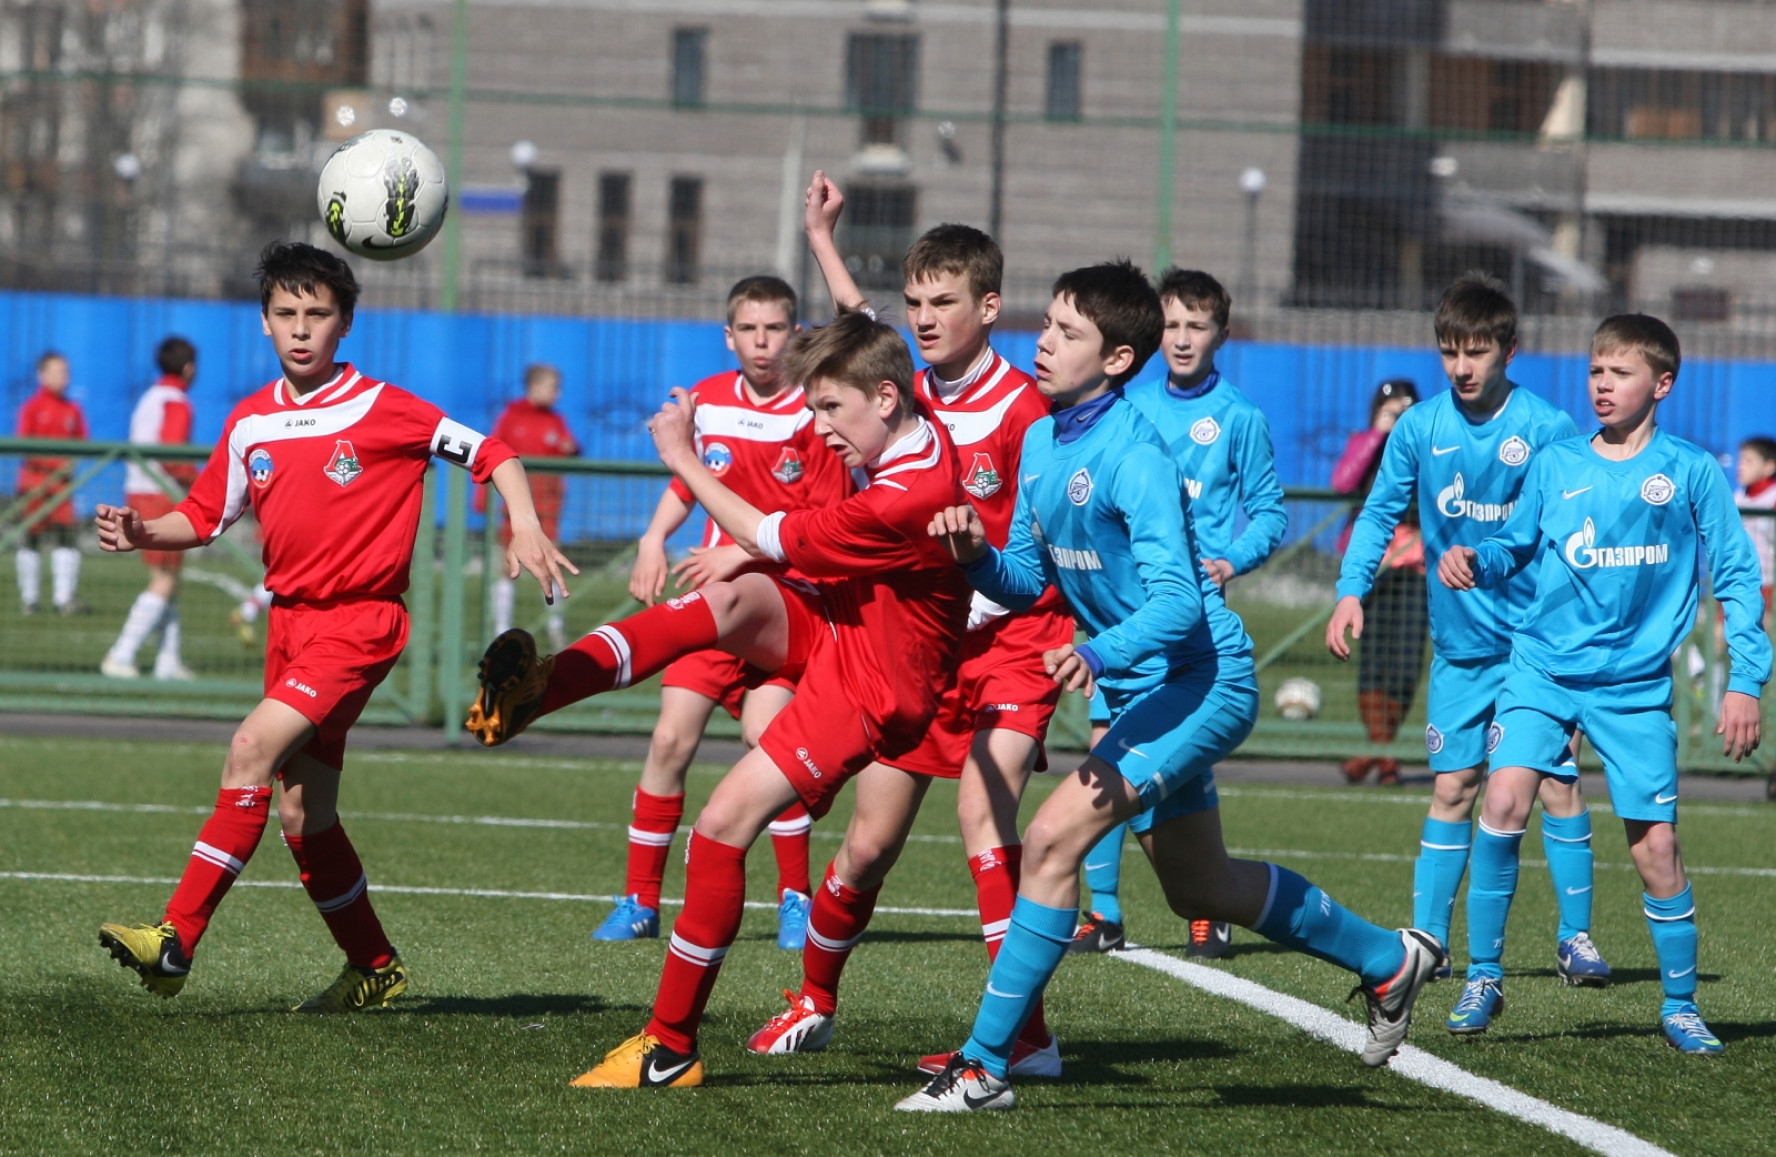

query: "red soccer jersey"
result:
(124, 375), (197, 494)
(15, 388), (87, 491)
(176, 365), (515, 603)
(668, 372), (852, 548)
(485, 397), (578, 532)
(764, 418), (973, 744)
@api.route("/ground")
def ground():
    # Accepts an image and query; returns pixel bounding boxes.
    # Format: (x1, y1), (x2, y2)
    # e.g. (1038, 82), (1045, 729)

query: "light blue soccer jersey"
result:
(1123, 371), (1287, 575)
(1335, 386), (1577, 660)
(1472, 428), (1772, 695)
(960, 395), (1254, 704)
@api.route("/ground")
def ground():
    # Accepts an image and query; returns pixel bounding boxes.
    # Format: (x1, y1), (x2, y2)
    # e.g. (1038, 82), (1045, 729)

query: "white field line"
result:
(1115, 948), (1678, 1157)
(7, 796), (1775, 878)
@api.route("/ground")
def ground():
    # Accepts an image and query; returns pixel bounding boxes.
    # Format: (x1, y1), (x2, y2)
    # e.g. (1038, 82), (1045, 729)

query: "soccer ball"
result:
(1274, 677), (1322, 722)
(316, 129), (449, 261)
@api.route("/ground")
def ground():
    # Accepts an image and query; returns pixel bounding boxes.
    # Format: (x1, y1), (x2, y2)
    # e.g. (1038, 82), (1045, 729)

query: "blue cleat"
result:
(1555, 933), (1613, 987)
(1662, 1008), (1725, 1055)
(777, 889), (811, 951)
(592, 894), (659, 941)
(1445, 975), (1505, 1035)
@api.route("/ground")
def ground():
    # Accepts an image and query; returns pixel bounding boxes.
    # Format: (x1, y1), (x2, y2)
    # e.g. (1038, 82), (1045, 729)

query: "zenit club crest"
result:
(703, 441), (733, 476)
(1066, 468), (1093, 506)
(248, 448), (275, 489)
(771, 447), (804, 485)
(1485, 721), (1504, 754)
(1190, 416), (1221, 445)
(1425, 724), (1445, 755)
(1498, 436), (1530, 466)
(963, 452), (1002, 499)
(324, 440), (363, 487)
(1641, 473), (1675, 505)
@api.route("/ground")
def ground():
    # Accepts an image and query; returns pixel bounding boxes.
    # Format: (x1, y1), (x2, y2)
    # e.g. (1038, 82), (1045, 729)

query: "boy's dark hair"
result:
(156, 337), (196, 377)
(1156, 267), (1231, 332)
(903, 223), (1003, 302)
(726, 275), (798, 326)
(783, 308), (915, 417)
(1592, 313), (1682, 382)
(1051, 259), (1164, 388)
(36, 350), (65, 372)
(257, 241), (361, 321)
(1743, 435), (1776, 465)
(1433, 271), (1517, 353)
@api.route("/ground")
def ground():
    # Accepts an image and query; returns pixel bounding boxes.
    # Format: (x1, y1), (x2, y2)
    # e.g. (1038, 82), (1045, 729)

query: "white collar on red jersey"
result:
(276, 365), (363, 407)
(729, 371), (803, 412)
(864, 416), (941, 492)
(924, 346), (1002, 404)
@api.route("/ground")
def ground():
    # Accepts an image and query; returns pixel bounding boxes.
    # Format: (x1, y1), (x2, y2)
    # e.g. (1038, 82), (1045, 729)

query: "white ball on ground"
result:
(1274, 677), (1322, 721)
(317, 128), (449, 261)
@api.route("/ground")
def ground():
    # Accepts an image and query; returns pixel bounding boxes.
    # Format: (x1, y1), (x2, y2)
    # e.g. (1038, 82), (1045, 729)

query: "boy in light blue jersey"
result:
(897, 261), (1441, 1113)
(1439, 314), (1768, 1054)
(1328, 274), (1609, 986)
(1071, 269), (1286, 960)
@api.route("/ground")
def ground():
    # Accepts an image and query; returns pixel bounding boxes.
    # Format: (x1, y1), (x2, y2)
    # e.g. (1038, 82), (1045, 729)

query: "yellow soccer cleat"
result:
(570, 1032), (704, 1088)
(293, 953), (409, 1013)
(464, 629), (554, 748)
(98, 921), (190, 998)
(229, 608), (257, 649)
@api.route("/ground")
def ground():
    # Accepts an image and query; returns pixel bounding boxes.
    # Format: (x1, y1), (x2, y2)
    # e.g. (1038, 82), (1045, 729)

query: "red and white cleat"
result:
(745, 989), (835, 1055)
(917, 1032), (1061, 1078)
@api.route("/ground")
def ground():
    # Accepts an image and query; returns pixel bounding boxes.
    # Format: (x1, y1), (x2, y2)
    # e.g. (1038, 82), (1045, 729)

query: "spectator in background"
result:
(487, 363), (578, 649)
(1736, 435), (1775, 627)
(14, 351), (88, 615)
(102, 337), (198, 680)
(1331, 378), (1426, 784)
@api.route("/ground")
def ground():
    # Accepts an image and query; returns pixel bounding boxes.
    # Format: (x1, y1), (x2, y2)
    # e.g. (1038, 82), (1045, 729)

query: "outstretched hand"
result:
(505, 526), (579, 605)
(648, 387), (699, 473)
(1717, 690), (1762, 762)
(927, 504), (988, 565)
(94, 503), (144, 553)
(804, 170), (844, 240)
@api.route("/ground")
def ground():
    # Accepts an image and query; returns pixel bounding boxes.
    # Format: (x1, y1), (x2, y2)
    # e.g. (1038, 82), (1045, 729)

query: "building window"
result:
(839, 183), (917, 289)
(1301, 45), (1397, 126)
(521, 169), (561, 278)
(672, 27), (707, 108)
(595, 171), (631, 283)
(846, 32), (919, 146)
(1046, 41), (1082, 122)
(666, 176), (703, 285)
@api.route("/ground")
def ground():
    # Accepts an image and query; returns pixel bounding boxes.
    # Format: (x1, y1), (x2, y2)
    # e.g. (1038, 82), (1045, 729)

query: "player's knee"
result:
(646, 722), (699, 772)
(1433, 769), (1480, 810)
(738, 717), (770, 749)
(223, 726), (277, 784)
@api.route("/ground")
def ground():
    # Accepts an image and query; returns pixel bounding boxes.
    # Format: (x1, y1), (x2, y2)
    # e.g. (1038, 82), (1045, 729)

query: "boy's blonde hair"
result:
(1592, 313), (1681, 382)
(784, 309), (915, 417)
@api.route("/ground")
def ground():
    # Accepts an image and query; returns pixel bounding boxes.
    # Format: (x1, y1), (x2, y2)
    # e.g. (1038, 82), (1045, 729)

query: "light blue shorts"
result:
(1093, 672), (1258, 835)
(1488, 658), (1679, 823)
(1424, 653), (1511, 773)
(1088, 690), (1113, 727)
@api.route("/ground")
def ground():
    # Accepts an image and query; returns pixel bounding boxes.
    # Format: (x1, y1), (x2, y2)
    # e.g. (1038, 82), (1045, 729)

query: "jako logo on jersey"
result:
(1067, 469), (1093, 505)
(1184, 477), (1204, 500)
(1641, 473), (1676, 505)
(702, 441), (733, 476)
(1485, 721), (1504, 754)
(772, 447), (804, 485)
(795, 745), (821, 779)
(1563, 518), (1670, 569)
(963, 452), (1003, 499)
(284, 676), (318, 698)
(982, 703), (1021, 713)
(323, 440), (362, 487)
(248, 448), (275, 488)
(1425, 724), (1445, 754)
(1435, 473), (1514, 522)
(1498, 436), (1530, 466)
(1047, 544), (1104, 571)
(1190, 416), (1221, 445)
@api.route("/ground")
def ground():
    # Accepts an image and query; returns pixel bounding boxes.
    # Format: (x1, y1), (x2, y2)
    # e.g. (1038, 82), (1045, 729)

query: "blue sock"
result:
(1413, 817), (1472, 946)
(1644, 885), (1698, 1017)
(1465, 820), (1524, 981)
(1082, 824), (1126, 926)
(1541, 810), (1594, 941)
(962, 896), (1077, 1079)
(1253, 864), (1404, 988)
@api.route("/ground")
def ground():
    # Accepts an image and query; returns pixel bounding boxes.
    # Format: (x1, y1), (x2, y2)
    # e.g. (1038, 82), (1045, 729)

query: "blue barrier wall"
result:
(4, 289), (1768, 542)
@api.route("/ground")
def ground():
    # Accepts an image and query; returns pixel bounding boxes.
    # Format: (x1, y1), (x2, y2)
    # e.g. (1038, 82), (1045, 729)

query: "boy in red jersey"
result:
(487, 362), (578, 649)
(13, 351), (88, 615)
(741, 173), (1072, 1076)
(594, 276), (851, 951)
(466, 309), (971, 1087)
(102, 337), (200, 680)
(95, 243), (574, 1011)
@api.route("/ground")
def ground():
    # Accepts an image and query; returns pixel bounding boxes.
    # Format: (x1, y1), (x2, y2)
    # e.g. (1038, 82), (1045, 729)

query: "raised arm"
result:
(804, 170), (870, 315)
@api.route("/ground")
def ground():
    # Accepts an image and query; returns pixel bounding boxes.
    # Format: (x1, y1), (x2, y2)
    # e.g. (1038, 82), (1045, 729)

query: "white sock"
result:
(492, 576), (516, 636)
(546, 607), (567, 649)
(108, 591), (168, 666)
(152, 605), (184, 677)
(15, 549), (40, 608)
(50, 547), (79, 608)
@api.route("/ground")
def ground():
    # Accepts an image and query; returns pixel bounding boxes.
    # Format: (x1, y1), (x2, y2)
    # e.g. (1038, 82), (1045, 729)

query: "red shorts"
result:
(661, 648), (797, 720)
(885, 610), (1069, 779)
(264, 597), (408, 770)
(130, 492), (184, 570)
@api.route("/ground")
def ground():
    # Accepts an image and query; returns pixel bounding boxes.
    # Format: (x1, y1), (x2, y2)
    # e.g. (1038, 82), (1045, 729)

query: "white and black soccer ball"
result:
(1274, 677), (1322, 722)
(317, 129), (449, 261)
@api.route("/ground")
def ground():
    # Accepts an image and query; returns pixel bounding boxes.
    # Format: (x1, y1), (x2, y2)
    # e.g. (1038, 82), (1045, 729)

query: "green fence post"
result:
(407, 471), (439, 725)
(482, 487), (502, 648)
(439, 466), (469, 745)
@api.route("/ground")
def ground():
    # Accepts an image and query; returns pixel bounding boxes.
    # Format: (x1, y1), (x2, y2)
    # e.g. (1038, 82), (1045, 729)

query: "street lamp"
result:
(1238, 167), (1266, 311)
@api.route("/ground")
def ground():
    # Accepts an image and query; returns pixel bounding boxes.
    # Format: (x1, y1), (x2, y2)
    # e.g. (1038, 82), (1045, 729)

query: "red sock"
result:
(163, 786), (272, 953)
(285, 820), (394, 969)
(646, 831), (747, 1054)
(972, 845), (1050, 1047)
(542, 595), (720, 715)
(798, 861), (880, 1015)
(626, 788), (684, 911)
(768, 802), (812, 900)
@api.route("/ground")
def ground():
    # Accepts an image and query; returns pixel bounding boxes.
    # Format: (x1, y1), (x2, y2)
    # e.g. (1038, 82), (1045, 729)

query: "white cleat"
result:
(99, 659), (139, 679)
(745, 990), (835, 1055)
(1352, 928), (1443, 1068)
(895, 1053), (1015, 1113)
(153, 663), (196, 681)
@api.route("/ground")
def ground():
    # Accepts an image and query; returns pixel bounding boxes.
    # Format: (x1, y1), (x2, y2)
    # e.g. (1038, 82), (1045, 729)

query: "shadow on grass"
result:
(1514, 966), (1724, 987)
(1501, 1018), (1776, 1045)
(1210, 1084), (1429, 1111)
(398, 993), (623, 1018)
(855, 929), (986, 947)
(706, 1037), (1244, 1090)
